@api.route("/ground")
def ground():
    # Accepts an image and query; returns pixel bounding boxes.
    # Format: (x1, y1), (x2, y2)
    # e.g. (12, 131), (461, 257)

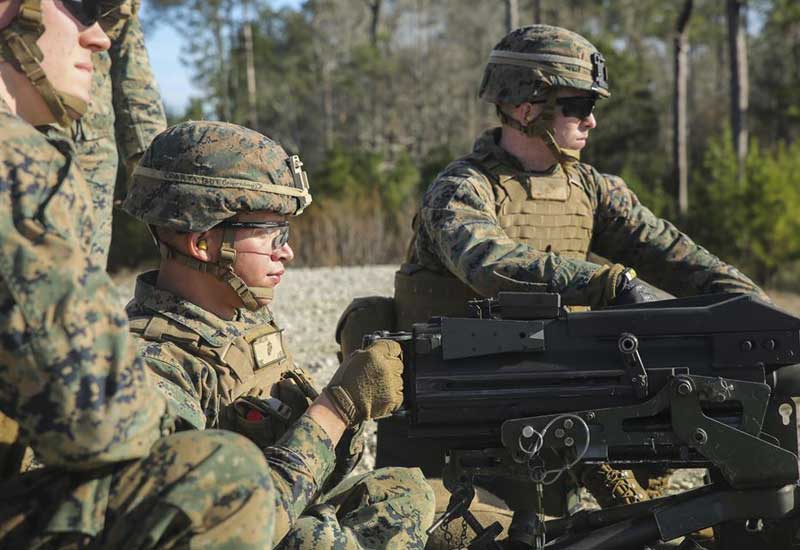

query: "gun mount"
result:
(367, 292), (800, 549)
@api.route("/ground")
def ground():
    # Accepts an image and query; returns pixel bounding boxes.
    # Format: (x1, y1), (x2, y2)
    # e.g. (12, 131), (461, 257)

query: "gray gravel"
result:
(114, 264), (704, 499)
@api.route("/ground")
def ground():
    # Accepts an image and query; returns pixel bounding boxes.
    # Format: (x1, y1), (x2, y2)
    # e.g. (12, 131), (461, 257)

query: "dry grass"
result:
(768, 289), (800, 316)
(290, 194), (415, 267)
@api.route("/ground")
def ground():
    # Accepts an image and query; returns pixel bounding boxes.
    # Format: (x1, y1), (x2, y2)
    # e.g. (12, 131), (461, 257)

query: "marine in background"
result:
(338, 24), (766, 545)
(75, 0), (166, 263)
(123, 120), (435, 549)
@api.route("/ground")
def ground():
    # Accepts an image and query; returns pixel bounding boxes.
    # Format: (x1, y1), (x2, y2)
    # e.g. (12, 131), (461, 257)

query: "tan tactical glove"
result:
(322, 339), (404, 425)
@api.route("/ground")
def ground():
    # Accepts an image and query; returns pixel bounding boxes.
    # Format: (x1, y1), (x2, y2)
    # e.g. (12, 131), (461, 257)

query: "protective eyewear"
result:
(531, 96), (597, 120)
(60, 0), (100, 26)
(555, 96), (597, 119)
(221, 221), (290, 249)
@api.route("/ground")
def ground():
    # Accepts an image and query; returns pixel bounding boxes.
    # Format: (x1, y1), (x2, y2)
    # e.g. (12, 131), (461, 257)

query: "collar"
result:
(128, 271), (275, 347)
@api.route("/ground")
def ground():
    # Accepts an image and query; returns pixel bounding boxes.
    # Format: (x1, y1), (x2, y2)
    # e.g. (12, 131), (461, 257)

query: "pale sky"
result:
(140, 0), (301, 114)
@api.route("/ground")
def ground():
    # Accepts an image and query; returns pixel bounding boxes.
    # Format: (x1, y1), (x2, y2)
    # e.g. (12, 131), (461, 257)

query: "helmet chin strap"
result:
(498, 89), (575, 166)
(0, 0), (89, 127)
(157, 226), (274, 311)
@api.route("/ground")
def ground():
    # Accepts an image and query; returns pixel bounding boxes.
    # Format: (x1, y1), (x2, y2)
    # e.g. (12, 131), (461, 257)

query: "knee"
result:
(374, 466), (436, 522)
(150, 430), (276, 545)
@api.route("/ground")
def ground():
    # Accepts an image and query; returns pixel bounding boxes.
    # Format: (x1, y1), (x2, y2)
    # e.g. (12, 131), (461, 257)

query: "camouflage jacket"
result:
(125, 271), (304, 431)
(411, 128), (764, 307)
(0, 98), (171, 469)
(125, 272), (339, 542)
(75, 10), (166, 262)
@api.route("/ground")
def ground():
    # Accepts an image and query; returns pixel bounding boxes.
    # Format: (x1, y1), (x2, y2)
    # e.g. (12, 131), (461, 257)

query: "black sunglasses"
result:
(220, 221), (291, 248)
(60, 0), (101, 26)
(531, 96), (598, 120)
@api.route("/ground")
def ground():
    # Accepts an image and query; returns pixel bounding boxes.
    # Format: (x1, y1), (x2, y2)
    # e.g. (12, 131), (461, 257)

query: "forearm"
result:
(262, 413), (337, 543)
(592, 176), (765, 299)
(110, 15), (167, 168)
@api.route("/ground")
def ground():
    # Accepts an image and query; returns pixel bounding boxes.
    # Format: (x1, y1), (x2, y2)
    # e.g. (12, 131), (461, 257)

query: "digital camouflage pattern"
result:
(126, 274), (435, 548)
(75, 5), (166, 262)
(0, 98), (168, 470)
(0, 98), (296, 549)
(478, 24), (610, 106)
(124, 121), (312, 232)
(125, 271), (304, 433)
(0, 430), (277, 549)
(410, 128), (766, 308)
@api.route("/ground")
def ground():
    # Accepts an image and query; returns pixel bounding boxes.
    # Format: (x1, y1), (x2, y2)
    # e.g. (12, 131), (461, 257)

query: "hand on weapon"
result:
(612, 268), (674, 305)
(323, 339), (404, 425)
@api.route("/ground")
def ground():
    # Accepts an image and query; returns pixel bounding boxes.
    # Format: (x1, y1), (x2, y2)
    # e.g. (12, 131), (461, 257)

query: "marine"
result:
(122, 119), (435, 548)
(74, 0), (166, 263)
(338, 24), (767, 545)
(0, 2), (420, 548)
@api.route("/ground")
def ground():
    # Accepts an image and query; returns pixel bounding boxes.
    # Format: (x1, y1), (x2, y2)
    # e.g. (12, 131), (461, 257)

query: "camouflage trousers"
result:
(277, 466), (435, 550)
(0, 430), (275, 550)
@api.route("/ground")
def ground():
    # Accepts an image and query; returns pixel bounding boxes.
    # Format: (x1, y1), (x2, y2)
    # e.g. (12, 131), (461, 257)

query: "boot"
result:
(632, 466), (675, 499)
(579, 463), (648, 507)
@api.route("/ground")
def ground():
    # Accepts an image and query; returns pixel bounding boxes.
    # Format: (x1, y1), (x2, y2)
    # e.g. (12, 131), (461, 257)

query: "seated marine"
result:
(122, 120), (435, 549)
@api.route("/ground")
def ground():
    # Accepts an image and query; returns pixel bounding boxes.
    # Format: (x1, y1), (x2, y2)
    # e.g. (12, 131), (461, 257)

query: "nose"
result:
(582, 112), (597, 129)
(272, 243), (294, 263)
(80, 23), (111, 53)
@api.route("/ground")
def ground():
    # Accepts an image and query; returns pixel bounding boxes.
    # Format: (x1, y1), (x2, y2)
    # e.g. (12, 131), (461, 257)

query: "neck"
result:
(157, 260), (239, 320)
(498, 125), (558, 172)
(0, 62), (54, 126)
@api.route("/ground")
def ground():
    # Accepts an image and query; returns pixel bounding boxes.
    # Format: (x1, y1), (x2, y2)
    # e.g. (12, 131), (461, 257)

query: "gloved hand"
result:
(322, 339), (404, 425)
(612, 268), (675, 305)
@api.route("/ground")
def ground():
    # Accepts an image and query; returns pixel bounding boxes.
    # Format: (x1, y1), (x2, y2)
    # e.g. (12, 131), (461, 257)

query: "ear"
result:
(520, 102), (538, 124)
(187, 231), (213, 262)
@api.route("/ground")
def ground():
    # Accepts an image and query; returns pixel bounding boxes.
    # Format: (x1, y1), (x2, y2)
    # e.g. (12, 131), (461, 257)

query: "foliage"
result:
(109, 0), (800, 288)
(689, 127), (800, 285)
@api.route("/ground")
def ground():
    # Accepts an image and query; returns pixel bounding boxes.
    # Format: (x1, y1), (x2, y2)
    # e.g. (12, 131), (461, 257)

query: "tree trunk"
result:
(242, 19), (258, 129)
(366, 0), (382, 45)
(674, 0), (693, 219)
(531, 0), (542, 24)
(727, 0), (749, 183)
(505, 0), (519, 32)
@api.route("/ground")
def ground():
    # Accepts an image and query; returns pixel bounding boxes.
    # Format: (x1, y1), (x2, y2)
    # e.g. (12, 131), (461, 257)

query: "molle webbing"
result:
(129, 315), (291, 403)
(473, 157), (593, 260)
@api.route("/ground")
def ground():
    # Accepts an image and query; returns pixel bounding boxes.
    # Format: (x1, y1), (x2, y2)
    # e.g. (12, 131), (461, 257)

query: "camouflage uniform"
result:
(379, 25), (763, 540)
(0, 97), (285, 549)
(75, 0), (167, 262)
(404, 126), (765, 311)
(123, 121), (435, 549)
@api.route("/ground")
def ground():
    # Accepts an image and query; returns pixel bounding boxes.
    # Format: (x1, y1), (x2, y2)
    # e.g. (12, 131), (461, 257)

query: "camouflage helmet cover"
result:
(479, 24), (610, 106)
(125, 121), (312, 232)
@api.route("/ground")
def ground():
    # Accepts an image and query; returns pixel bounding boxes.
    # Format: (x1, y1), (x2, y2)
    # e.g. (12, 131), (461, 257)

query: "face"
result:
(522, 88), (598, 152)
(548, 89), (598, 151)
(36, 0), (110, 105)
(213, 211), (294, 306)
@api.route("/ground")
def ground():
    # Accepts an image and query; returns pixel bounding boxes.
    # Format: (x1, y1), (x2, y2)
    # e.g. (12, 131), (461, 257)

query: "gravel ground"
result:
(113, 266), (799, 507)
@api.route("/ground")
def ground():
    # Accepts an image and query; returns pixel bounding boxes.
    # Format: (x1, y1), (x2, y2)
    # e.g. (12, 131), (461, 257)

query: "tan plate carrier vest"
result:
(395, 157), (595, 329)
(129, 314), (317, 446)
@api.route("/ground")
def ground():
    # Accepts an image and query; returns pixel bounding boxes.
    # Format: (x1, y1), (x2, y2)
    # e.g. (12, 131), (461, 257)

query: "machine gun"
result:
(366, 292), (800, 549)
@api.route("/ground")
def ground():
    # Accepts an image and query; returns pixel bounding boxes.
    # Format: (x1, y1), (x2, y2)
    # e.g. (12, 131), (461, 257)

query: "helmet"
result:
(124, 121), (312, 310)
(0, 0), (122, 126)
(479, 24), (609, 105)
(478, 25), (609, 162)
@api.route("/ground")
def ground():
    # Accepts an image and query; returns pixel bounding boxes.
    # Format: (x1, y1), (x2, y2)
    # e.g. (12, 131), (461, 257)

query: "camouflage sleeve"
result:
(262, 414), (337, 544)
(109, 13), (166, 176)
(589, 170), (767, 298)
(418, 165), (616, 306)
(138, 352), (210, 431)
(0, 123), (169, 469)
